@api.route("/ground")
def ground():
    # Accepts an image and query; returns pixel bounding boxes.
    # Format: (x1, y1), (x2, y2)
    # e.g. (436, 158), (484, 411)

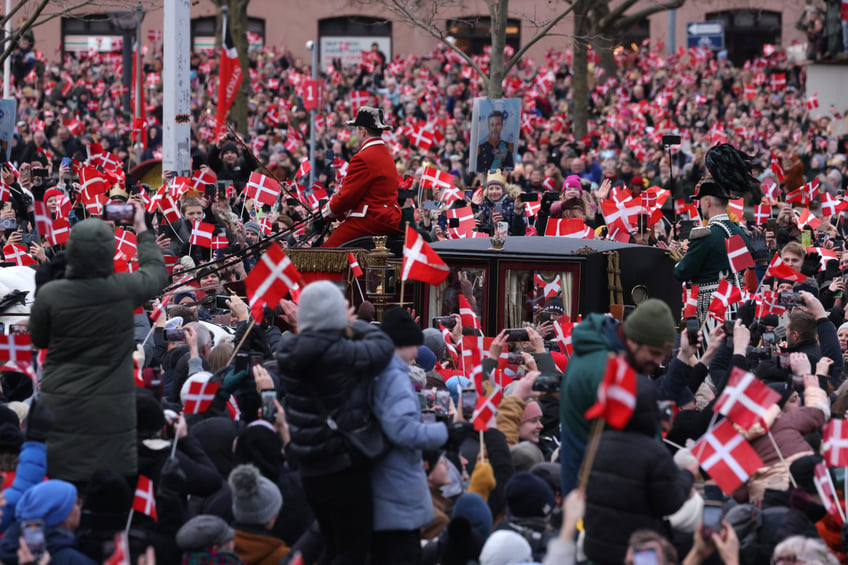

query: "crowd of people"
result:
(0, 3), (847, 565)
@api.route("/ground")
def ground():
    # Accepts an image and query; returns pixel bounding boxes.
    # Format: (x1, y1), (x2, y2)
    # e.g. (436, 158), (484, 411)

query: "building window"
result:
(61, 14), (130, 54)
(445, 16), (521, 56)
(318, 16), (392, 70)
(706, 9), (781, 65)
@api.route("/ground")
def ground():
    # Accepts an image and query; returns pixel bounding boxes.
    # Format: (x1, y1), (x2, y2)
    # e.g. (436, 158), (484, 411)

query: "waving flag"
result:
(401, 225), (449, 285)
(215, 20), (243, 138)
(814, 463), (846, 525)
(183, 380), (221, 414)
(708, 280), (742, 321)
(765, 254), (805, 282)
(132, 476), (157, 520)
(472, 385), (503, 431)
(584, 356), (637, 430)
(683, 285), (699, 319)
(823, 419), (848, 468)
(714, 368), (781, 430)
(694, 419), (763, 495)
(245, 244), (303, 321)
(725, 235), (754, 274)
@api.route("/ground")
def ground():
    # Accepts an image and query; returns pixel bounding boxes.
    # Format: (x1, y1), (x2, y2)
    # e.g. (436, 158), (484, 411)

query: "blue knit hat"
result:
(416, 345), (437, 372)
(16, 480), (78, 527)
(452, 493), (492, 539)
(505, 472), (555, 518)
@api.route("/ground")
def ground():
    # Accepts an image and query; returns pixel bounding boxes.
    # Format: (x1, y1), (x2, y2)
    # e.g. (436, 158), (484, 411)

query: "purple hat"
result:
(562, 175), (582, 192)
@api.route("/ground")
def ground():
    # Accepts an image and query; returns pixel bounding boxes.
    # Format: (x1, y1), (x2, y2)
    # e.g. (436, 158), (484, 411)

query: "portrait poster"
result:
(469, 97), (520, 174)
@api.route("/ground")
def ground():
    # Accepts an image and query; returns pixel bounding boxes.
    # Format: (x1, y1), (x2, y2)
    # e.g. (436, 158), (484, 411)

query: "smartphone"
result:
(234, 352), (250, 374)
(461, 387), (477, 413)
(204, 183), (216, 201)
(260, 389), (277, 422)
(9, 324), (28, 335)
(723, 320), (734, 337)
(21, 519), (45, 560)
(702, 501), (724, 539)
(762, 331), (776, 347)
(21, 233), (32, 245)
(422, 201), (440, 210)
(519, 192), (539, 202)
(163, 328), (186, 341)
(0, 218), (18, 230)
(685, 317), (699, 346)
(505, 328), (529, 342)
(435, 390), (451, 413)
(766, 218), (777, 232)
(633, 548), (658, 565)
(103, 203), (135, 223)
(60, 156), (72, 169)
(421, 410), (436, 424)
(448, 218), (460, 228)
(493, 202), (504, 215)
(661, 134), (681, 146)
(249, 352), (264, 368)
(432, 316), (457, 330)
(215, 295), (231, 310)
(778, 291), (803, 308)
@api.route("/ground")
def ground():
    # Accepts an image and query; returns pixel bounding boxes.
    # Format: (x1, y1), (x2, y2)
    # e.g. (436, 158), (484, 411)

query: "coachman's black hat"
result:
(346, 106), (393, 131)
(692, 177), (732, 200)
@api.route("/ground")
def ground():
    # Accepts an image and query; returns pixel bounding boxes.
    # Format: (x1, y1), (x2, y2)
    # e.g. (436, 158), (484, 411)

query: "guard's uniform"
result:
(322, 137), (402, 247)
(674, 213), (751, 334)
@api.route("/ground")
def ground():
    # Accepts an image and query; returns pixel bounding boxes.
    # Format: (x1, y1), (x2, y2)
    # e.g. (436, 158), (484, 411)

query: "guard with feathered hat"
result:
(673, 143), (760, 332)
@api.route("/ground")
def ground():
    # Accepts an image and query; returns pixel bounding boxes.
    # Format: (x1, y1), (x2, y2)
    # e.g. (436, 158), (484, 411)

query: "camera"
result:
(532, 374), (561, 393)
(505, 328), (529, 342)
(662, 134), (682, 146)
(432, 316), (457, 330)
(260, 389), (277, 422)
(0, 218), (17, 230)
(215, 295), (231, 310)
(104, 203), (135, 223)
(746, 347), (772, 362)
(778, 291), (803, 308)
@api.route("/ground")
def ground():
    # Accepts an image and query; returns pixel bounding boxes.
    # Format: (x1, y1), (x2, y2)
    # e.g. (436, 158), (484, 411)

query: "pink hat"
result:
(521, 400), (543, 424)
(562, 175), (582, 192)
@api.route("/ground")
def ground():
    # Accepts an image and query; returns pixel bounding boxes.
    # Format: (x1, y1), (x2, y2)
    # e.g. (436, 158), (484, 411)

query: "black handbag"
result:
(309, 381), (389, 461)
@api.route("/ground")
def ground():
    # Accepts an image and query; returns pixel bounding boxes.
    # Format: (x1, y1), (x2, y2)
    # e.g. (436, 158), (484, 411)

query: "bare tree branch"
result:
(386, 0), (488, 80)
(598, 0), (639, 28)
(600, 0), (685, 31)
(0, 0), (31, 33)
(30, 1), (99, 30)
(505, 0), (576, 74)
(0, 0), (51, 68)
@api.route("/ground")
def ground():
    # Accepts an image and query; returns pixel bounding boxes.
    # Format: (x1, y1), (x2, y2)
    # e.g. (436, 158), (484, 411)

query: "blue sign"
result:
(686, 21), (724, 50)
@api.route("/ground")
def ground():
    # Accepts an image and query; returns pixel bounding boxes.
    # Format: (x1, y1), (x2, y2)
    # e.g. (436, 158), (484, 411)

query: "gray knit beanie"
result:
(176, 515), (234, 552)
(297, 280), (348, 332)
(229, 464), (282, 525)
(622, 298), (677, 348)
(244, 221), (262, 236)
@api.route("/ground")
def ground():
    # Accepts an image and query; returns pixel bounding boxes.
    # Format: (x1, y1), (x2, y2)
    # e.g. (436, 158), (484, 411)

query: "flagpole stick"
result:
(399, 225), (409, 308)
(479, 429), (486, 462)
(124, 508), (135, 536)
(140, 324), (155, 348)
(170, 434), (179, 459)
(224, 318), (257, 368)
(156, 204), (185, 244)
(767, 431), (797, 488)
(354, 278), (366, 303)
(663, 437), (686, 451)
(844, 466), (847, 514)
(577, 418), (605, 492)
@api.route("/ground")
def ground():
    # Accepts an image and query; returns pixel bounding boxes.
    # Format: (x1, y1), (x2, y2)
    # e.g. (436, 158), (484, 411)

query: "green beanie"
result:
(622, 299), (676, 348)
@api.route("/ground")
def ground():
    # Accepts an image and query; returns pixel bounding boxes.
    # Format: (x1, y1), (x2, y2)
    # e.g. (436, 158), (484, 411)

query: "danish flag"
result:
(769, 73), (786, 91)
(462, 334), (484, 393)
(524, 199), (541, 218)
(149, 295), (170, 322)
(0, 334), (32, 363)
(753, 204), (770, 225)
(743, 83), (757, 100)
(683, 285), (699, 318)
(795, 209), (821, 231)
(212, 236), (229, 250)
(445, 207), (475, 239)
(439, 186), (464, 207)
(770, 152), (785, 183)
(813, 463), (846, 524)
(545, 218), (593, 238)
(584, 356), (637, 430)
(823, 418), (848, 468)
(132, 475), (157, 520)
(693, 419), (763, 495)
(725, 235), (754, 273)
(820, 192), (848, 217)
(349, 90), (370, 112)
(765, 254), (805, 282)
(601, 198), (642, 234)
(420, 165), (454, 191)
(190, 221), (215, 248)
(245, 171), (281, 206)
(49, 219), (70, 247)
(401, 225), (449, 285)
(295, 159), (311, 180)
(534, 274), (561, 299)
(114, 228), (138, 260)
(727, 198), (744, 220)
(708, 280), (742, 321)
(408, 123), (435, 150)
(472, 385), (503, 431)
(440, 324), (460, 367)
(553, 319), (574, 357)
(674, 199), (699, 220)
(805, 247), (838, 271)
(183, 380), (221, 414)
(806, 93), (819, 111)
(347, 253), (363, 277)
(79, 166), (110, 198)
(245, 244), (303, 321)
(158, 193), (182, 224)
(3, 244), (35, 267)
(190, 167), (217, 192)
(458, 294), (481, 331)
(714, 367), (781, 430)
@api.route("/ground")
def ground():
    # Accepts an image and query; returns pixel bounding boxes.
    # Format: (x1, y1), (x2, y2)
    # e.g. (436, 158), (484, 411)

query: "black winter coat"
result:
(583, 376), (695, 565)
(276, 321), (394, 477)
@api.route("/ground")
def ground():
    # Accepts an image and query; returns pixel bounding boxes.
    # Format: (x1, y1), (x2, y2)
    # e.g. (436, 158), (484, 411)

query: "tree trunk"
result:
(228, 0), (249, 134)
(487, 0), (507, 98)
(572, 0), (591, 140)
(590, 0), (617, 79)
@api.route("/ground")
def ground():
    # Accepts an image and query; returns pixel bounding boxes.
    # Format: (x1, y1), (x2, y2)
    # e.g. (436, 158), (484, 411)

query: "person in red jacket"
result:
(321, 106), (402, 247)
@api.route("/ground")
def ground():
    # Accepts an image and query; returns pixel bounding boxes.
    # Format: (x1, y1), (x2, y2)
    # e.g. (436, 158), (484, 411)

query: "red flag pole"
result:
(577, 417), (604, 491)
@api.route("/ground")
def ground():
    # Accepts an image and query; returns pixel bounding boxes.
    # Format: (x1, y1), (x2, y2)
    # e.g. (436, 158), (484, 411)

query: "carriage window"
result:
(428, 266), (486, 323)
(504, 269), (572, 328)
